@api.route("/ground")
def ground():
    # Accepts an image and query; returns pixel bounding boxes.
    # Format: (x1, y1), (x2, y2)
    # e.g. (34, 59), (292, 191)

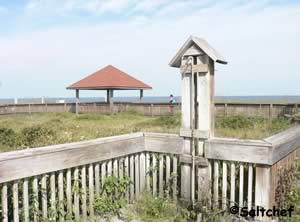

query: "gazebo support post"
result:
(106, 90), (110, 104)
(140, 89), (143, 103)
(109, 89), (114, 112)
(75, 89), (80, 115)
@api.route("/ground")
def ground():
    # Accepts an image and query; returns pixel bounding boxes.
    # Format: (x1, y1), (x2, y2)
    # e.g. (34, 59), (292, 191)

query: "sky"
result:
(0, 0), (300, 99)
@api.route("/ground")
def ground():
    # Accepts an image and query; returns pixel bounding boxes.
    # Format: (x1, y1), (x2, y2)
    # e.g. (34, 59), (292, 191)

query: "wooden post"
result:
(224, 103), (228, 117)
(180, 70), (192, 200)
(269, 104), (273, 120)
(108, 89), (114, 113)
(140, 89), (143, 103)
(76, 89), (80, 115)
(255, 165), (272, 222)
(169, 37), (227, 204)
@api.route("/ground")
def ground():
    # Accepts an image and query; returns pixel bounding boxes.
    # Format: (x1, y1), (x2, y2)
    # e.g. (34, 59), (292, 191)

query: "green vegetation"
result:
(215, 115), (293, 139)
(276, 161), (300, 222)
(0, 112), (294, 152)
(94, 175), (131, 221)
(0, 112), (180, 152)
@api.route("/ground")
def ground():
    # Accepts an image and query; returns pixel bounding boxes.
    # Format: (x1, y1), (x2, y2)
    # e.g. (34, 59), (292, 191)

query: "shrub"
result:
(0, 128), (18, 147)
(21, 126), (56, 147)
(94, 176), (131, 221)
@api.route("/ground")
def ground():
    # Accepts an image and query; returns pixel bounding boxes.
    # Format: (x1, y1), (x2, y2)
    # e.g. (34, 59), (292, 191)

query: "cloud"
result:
(1, 1), (300, 98)
(24, 0), (136, 15)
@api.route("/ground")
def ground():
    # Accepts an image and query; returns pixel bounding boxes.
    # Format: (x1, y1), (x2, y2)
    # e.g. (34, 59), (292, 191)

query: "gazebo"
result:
(67, 65), (152, 114)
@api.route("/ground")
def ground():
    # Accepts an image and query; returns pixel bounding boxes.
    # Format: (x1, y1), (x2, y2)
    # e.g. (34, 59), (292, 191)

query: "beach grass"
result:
(0, 112), (294, 152)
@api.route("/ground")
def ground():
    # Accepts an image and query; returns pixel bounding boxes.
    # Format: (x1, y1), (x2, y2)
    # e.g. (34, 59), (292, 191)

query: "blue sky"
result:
(0, 0), (300, 98)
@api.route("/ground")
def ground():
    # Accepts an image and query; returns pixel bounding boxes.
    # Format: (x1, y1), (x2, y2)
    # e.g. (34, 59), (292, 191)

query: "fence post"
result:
(255, 165), (272, 222)
(269, 104), (273, 120)
(151, 104), (154, 117)
(224, 103), (228, 117)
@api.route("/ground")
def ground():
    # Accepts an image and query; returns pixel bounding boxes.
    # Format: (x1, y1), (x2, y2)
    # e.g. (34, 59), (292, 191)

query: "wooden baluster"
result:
(95, 163), (100, 197)
(13, 181), (19, 222)
(152, 154), (157, 196)
(41, 175), (48, 218)
(230, 163), (236, 207)
(146, 153), (150, 192)
(66, 169), (72, 217)
(248, 164), (253, 210)
(129, 155), (134, 201)
(58, 171), (64, 221)
(159, 154), (164, 197)
(89, 164), (95, 220)
(81, 166), (87, 221)
(213, 161), (219, 209)
(74, 168), (80, 220)
(239, 164), (244, 209)
(23, 179), (29, 222)
(50, 173), (56, 221)
(222, 162), (227, 210)
(173, 156), (178, 200)
(33, 176), (39, 222)
(2, 183), (8, 222)
(139, 153), (146, 192)
(135, 154), (140, 198)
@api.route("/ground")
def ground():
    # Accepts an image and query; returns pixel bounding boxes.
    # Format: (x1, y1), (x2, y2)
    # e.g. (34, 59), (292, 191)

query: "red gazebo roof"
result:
(67, 65), (152, 90)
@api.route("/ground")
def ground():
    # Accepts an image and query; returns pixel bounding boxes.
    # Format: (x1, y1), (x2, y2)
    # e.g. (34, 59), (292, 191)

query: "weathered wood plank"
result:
(0, 133), (144, 183)
(159, 154), (164, 197)
(2, 183), (8, 222)
(13, 181), (19, 222)
(230, 163), (235, 207)
(144, 133), (183, 154)
(146, 152), (150, 192)
(266, 125), (300, 164)
(222, 162), (227, 209)
(58, 171), (64, 222)
(248, 164), (253, 209)
(23, 179), (29, 222)
(152, 154), (157, 196)
(124, 156), (129, 201)
(101, 162), (106, 187)
(33, 177), (39, 222)
(95, 164), (100, 197)
(74, 168), (80, 220)
(205, 138), (272, 165)
(135, 154), (140, 197)
(173, 156), (177, 200)
(166, 155), (171, 195)
(66, 169), (72, 217)
(207, 160), (212, 208)
(139, 153), (146, 192)
(113, 159), (118, 177)
(81, 166), (87, 221)
(41, 175), (47, 219)
(107, 160), (112, 176)
(89, 164), (95, 220)
(50, 172), (56, 218)
(129, 155), (134, 201)
(239, 165), (244, 209)
(213, 161), (219, 208)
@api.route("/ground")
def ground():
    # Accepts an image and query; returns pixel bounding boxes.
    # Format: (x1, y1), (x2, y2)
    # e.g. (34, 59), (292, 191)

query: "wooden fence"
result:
(0, 102), (298, 118)
(0, 126), (299, 221)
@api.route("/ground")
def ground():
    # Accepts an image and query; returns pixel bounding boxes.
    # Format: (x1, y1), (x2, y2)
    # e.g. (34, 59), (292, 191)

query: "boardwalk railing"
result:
(0, 126), (300, 221)
(0, 102), (299, 118)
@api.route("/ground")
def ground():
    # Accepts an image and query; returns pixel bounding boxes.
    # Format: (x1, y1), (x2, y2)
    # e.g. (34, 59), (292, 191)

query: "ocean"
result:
(1, 96), (300, 105)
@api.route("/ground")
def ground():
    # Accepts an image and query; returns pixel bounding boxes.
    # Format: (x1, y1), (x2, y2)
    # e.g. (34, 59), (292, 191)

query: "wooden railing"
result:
(0, 102), (298, 118)
(0, 126), (299, 221)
